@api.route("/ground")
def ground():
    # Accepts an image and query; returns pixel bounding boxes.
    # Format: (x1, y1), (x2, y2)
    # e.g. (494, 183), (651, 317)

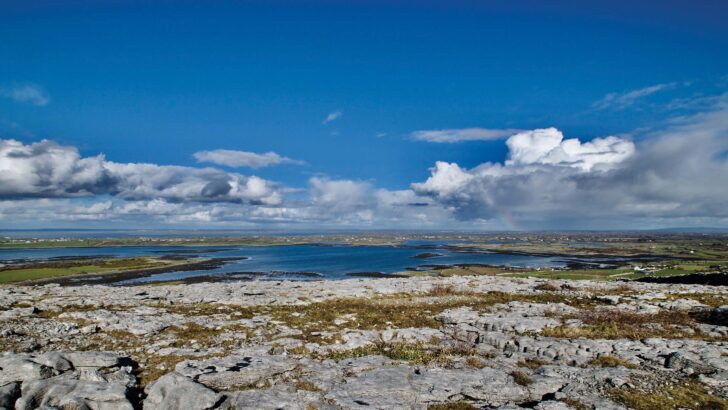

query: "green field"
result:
(0, 257), (179, 284)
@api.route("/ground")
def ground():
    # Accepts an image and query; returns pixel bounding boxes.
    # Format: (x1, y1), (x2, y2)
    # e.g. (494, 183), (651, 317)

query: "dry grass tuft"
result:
(559, 398), (590, 410)
(295, 379), (321, 392)
(517, 358), (550, 369)
(534, 282), (560, 292)
(465, 356), (487, 369)
(587, 355), (637, 369)
(542, 308), (722, 341)
(611, 380), (728, 410)
(323, 341), (478, 367)
(510, 370), (532, 386)
(428, 284), (459, 296)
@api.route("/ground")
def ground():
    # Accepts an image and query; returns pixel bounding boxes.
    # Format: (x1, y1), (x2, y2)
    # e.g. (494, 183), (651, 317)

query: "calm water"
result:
(0, 242), (563, 283)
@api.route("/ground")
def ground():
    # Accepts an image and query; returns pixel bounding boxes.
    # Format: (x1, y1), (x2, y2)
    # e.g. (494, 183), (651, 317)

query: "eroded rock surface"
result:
(1, 275), (727, 409)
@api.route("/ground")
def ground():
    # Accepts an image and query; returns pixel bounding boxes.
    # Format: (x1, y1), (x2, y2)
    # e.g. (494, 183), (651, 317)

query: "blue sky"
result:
(1, 1), (728, 229)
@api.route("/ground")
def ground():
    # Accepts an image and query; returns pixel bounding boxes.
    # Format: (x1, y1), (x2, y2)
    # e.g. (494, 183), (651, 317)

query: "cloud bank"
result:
(412, 105), (728, 228)
(2, 99), (727, 229)
(194, 149), (303, 168)
(0, 139), (282, 205)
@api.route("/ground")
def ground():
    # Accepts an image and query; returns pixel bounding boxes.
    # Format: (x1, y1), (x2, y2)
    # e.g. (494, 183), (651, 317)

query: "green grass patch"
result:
(0, 257), (169, 284)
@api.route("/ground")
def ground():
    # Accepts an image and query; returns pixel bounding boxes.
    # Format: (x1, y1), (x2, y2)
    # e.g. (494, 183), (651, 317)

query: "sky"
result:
(1, 0), (727, 230)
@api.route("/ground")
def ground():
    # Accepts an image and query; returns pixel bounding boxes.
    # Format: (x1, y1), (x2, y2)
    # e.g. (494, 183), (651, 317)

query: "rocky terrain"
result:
(1, 275), (727, 409)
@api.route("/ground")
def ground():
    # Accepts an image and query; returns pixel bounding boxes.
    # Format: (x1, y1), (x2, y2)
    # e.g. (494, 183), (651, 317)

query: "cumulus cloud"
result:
(0, 139), (455, 228)
(322, 111), (342, 124)
(4, 99), (728, 229)
(306, 177), (452, 226)
(0, 139), (112, 198)
(0, 139), (282, 205)
(0, 83), (50, 106)
(193, 149), (304, 168)
(505, 128), (635, 171)
(309, 177), (373, 214)
(593, 82), (676, 110)
(0, 182), (455, 228)
(411, 128), (521, 143)
(413, 108), (728, 228)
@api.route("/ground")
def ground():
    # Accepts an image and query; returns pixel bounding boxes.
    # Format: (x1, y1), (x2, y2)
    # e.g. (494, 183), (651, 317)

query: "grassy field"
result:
(506, 269), (634, 281)
(0, 257), (179, 284)
(411, 258), (726, 282)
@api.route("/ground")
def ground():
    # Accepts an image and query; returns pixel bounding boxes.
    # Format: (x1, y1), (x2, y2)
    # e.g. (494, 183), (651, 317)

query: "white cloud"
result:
(3, 97), (728, 230)
(322, 111), (342, 124)
(0, 83), (50, 106)
(412, 103), (728, 228)
(505, 127), (635, 171)
(193, 149), (303, 168)
(0, 139), (283, 205)
(0, 139), (110, 198)
(411, 128), (522, 143)
(593, 82), (676, 110)
(412, 162), (473, 197)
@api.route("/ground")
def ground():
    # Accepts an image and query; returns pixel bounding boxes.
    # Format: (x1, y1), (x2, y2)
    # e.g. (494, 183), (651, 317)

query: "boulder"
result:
(665, 351), (716, 375)
(220, 386), (315, 410)
(0, 355), (53, 385)
(325, 365), (529, 408)
(15, 377), (134, 410)
(62, 351), (122, 369)
(144, 372), (222, 410)
(176, 355), (298, 391)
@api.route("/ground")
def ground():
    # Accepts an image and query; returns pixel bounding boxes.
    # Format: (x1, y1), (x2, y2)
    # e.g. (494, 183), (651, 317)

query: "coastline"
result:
(5, 257), (247, 287)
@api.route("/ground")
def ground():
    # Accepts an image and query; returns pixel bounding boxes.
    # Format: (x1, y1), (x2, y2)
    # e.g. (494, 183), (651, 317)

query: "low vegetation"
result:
(0, 257), (175, 284)
(427, 402), (477, 410)
(322, 341), (479, 367)
(587, 355), (637, 369)
(509, 370), (532, 386)
(258, 290), (612, 342)
(542, 309), (724, 341)
(517, 358), (550, 369)
(611, 380), (728, 410)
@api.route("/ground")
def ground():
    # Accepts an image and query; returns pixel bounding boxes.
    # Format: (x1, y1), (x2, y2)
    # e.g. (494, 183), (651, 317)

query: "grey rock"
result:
(175, 354), (298, 391)
(63, 351), (121, 369)
(0, 307), (39, 320)
(0, 355), (53, 385)
(664, 351), (715, 375)
(709, 305), (728, 326)
(326, 365), (529, 409)
(15, 377), (134, 410)
(36, 352), (73, 372)
(76, 366), (137, 388)
(534, 401), (572, 410)
(0, 382), (19, 409)
(324, 365), (424, 409)
(597, 295), (621, 305)
(144, 372), (223, 410)
(220, 386), (316, 410)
